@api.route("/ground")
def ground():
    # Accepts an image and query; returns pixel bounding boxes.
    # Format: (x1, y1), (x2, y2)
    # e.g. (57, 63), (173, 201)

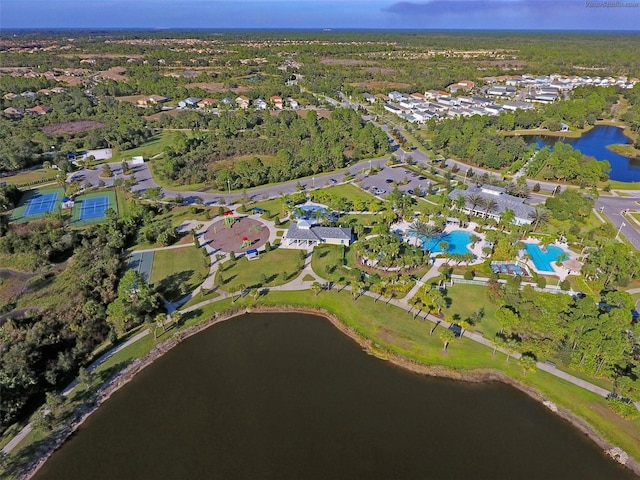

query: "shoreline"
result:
(20, 305), (640, 479)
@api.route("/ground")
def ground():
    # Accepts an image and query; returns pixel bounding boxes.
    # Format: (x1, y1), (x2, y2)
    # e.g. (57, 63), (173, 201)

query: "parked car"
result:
(385, 178), (394, 183)
(329, 178), (338, 184)
(374, 188), (386, 195)
(407, 189), (414, 195)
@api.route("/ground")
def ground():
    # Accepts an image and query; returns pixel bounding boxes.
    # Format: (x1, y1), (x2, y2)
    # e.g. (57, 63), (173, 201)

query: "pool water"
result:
(417, 230), (473, 255)
(525, 243), (567, 272)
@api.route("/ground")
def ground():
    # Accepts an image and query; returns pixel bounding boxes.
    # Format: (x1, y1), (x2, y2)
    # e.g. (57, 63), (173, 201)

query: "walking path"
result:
(2, 329), (150, 455)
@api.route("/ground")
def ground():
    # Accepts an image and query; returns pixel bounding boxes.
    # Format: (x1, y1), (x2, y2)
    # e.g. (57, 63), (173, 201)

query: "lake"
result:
(34, 313), (636, 480)
(529, 125), (640, 182)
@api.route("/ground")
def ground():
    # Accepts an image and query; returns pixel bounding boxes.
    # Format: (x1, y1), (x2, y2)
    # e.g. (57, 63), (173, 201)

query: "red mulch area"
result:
(204, 216), (269, 253)
(42, 121), (106, 135)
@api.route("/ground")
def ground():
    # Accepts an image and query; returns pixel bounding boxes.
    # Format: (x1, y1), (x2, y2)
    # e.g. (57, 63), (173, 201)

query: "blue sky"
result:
(2, 0), (639, 30)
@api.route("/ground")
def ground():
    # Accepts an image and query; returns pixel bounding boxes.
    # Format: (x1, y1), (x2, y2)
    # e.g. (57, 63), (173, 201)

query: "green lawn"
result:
(2, 167), (59, 187)
(338, 213), (382, 227)
(112, 130), (184, 163)
(312, 183), (378, 207)
(150, 246), (209, 301)
(441, 284), (500, 338)
(215, 248), (305, 291)
(311, 245), (350, 284)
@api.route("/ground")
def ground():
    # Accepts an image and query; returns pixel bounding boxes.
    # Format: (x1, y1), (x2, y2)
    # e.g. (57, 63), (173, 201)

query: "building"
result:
(253, 98), (267, 110)
(236, 95), (250, 109)
(283, 220), (352, 249)
(269, 95), (283, 109)
(363, 93), (377, 103)
(137, 95), (168, 106)
(448, 185), (536, 226)
(197, 98), (217, 108)
(287, 97), (299, 109)
(27, 105), (53, 115)
(3, 107), (24, 119)
(178, 97), (201, 108)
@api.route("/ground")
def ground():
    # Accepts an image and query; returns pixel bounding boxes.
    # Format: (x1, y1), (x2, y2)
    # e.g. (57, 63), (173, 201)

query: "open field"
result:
(1, 168), (59, 187)
(42, 121), (105, 136)
(215, 248), (305, 291)
(150, 246), (209, 301)
(112, 130), (184, 162)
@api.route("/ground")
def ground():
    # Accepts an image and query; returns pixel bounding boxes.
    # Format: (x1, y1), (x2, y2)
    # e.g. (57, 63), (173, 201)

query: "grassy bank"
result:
(3, 289), (640, 478)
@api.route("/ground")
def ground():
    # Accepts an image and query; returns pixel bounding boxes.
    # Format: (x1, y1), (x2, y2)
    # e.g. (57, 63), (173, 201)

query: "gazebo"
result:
(564, 258), (583, 274)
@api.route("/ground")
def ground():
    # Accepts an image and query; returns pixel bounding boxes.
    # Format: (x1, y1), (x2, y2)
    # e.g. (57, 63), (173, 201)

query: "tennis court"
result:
(128, 251), (155, 283)
(25, 192), (59, 216)
(79, 195), (110, 221)
(71, 190), (118, 226)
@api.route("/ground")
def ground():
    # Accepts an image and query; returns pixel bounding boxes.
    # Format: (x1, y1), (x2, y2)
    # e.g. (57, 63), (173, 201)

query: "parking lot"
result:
(357, 165), (434, 199)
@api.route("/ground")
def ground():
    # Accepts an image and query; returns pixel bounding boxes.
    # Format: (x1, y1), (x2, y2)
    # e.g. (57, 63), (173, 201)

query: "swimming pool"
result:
(416, 230), (473, 255)
(524, 243), (567, 272)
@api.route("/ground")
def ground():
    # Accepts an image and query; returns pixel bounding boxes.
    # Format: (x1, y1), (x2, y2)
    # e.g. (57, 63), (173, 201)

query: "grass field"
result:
(70, 189), (117, 227)
(1, 168), (59, 187)
(112, 131), (184, 163)
(441, 284), (500, 338)
(313, 183), (378, 207)
(311, 245), (350, 284)
(150, 246), (209, 301)
(215, 248), (305, 291)
(9, 187), (65, 223)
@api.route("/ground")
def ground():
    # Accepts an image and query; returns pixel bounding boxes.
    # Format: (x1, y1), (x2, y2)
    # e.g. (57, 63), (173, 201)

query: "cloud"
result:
(381, 0), (639, 29)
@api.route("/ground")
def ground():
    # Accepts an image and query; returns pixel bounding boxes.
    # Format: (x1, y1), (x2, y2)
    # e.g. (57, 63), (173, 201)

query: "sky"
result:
(2, 0), (640, 30)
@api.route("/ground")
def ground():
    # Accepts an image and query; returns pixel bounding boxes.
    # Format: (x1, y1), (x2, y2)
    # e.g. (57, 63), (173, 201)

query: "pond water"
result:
(529, 125), (640, 182)
(34, 313), (636, 480)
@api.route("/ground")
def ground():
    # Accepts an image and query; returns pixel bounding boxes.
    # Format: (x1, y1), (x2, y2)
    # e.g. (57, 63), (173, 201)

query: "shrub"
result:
(217, 206), (224, 216)
(533, 183), (541, 192)
(264, 241), (271, 252)
(559, 279), (570, 291)
(536, 277), (547, 289)
(463, 270), (475, 280)
(607, 397), (640, 420)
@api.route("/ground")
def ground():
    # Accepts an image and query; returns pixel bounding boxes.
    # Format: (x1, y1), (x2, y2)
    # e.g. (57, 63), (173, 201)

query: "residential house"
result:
(137, 95), (168, 106)
(388, 91), (405, 102)
(3, 107), (24, 118)
(178, 97), (201, 108)
(283, 220), (352, 249)
(236, 95), (250, 109)
(363, 93), (377, 103)
(2, 93), (19, 101)
(197, 98), (218, 108)
(287, 97), (299, 109)
(253, 98), (267, 110)
(270, 95), (284, 109)
(27, 105), (52, 115)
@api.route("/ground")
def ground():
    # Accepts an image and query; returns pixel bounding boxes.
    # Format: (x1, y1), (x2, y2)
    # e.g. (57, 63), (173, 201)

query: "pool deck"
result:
(392, 220), (487, 265)
(520, 238), (581, 281)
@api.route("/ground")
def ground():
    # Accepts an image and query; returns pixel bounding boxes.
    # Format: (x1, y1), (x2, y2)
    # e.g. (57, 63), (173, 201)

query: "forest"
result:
(157, 108), (390, 189)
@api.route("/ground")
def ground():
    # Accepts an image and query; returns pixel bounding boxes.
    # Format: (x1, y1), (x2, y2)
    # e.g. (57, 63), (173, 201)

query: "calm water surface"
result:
(530, 125), (640, 182)
(35, 313), (637, 480)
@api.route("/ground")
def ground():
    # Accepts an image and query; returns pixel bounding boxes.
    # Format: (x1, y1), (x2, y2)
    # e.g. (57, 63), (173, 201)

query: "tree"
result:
(311, 281), (323, 297)
(234, 283), (246, 302)
(440, 328), (456, 352)
(528, 208), (550, 232)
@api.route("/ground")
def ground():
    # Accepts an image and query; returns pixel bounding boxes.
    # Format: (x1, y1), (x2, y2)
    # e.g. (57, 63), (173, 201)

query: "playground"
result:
(203, 214), (269, 253)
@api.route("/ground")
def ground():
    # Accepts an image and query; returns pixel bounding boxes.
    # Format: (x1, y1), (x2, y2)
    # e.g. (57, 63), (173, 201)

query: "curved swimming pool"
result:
(525, 243), (567, 272)
(416, 230), (473, 255)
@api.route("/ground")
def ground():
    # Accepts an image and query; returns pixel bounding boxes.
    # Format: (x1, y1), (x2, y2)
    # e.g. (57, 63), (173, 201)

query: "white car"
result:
(374, 188), (386, 196)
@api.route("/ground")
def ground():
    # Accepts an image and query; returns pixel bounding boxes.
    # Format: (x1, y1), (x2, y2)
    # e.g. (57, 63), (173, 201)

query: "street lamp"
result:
(369, 159), (372, 171)
(615, 222), (626, 240)
(227, 179), (231, 195)
(312, 176), (315, 188)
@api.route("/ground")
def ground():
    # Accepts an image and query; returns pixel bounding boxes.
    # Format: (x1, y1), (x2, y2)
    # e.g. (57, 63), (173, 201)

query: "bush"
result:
(264, 241), (271, 252)
(463, 270), (475, 280)
(536, 277), (547, 288)
(217, 206), (224, 216)
(607, 397), (640, 420)
(533, 183), (541, 192)
(559, 279), (570, 291)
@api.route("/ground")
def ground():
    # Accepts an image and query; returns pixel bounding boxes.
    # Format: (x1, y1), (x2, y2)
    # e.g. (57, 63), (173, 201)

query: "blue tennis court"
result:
(25, 192), (58, 216)
(79, 196), (110, 220)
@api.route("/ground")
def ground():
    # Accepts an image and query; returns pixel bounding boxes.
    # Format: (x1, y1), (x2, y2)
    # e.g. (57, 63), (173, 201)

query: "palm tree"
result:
(233, 283), (246, 303)
(454, 194), (466, 211)
(500, 208), (515, 228)
(311, 281), (322, 297)
(480, 197), (499, 219)
(440, 328), (455, 352)
(467, 193), (484, 213)
(528, 208), (550, 232)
